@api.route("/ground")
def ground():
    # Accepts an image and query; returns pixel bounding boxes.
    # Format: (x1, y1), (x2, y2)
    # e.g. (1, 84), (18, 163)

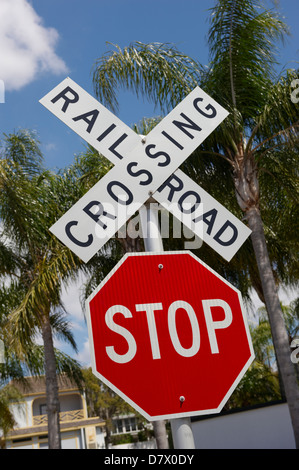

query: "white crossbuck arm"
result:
(40, 78), (251, 262)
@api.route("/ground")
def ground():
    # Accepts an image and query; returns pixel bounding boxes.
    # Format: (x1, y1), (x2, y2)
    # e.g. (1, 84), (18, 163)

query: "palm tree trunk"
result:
(40, 314), (61, 449)
(246, 205), (299, 448)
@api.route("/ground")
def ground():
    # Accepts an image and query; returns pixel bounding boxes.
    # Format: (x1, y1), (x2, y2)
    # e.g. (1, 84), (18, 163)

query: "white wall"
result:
(10, 398), (32, 428)
(192, 402), (295, 449)
(110, 439), (157, 450)
(59, 393), (82, 412)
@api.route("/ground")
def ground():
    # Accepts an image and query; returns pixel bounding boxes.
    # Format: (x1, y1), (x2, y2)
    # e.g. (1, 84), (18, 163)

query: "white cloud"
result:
(75, 339), (91, 367)
(61, 274), (87, 321)
(43, 142), (57, 152)
(0, 0), (68, 91)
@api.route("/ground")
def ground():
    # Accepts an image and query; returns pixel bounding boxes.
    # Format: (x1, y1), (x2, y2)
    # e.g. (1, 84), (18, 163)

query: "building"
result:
(191, 400), (296, 449)
(3, 375), (106, 449)
(3, 374), (156, 449)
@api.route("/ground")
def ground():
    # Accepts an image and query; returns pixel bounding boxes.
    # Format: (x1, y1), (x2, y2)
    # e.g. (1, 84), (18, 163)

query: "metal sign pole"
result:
(139, 199), (195, 450)
(170, 417), (195, 449)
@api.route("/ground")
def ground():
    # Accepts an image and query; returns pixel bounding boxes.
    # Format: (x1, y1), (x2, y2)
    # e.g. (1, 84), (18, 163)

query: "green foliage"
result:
(82, 367), (151, 447)
(206, 0), (289, 114)
(138, 428), (154, 442)
(226, 299), (299, 409)
(0, 130), (87, 385)
(225, 360), (281, 409)
(82, 367), (135, 419)
(91, 1), (298, 305)
(0, 130), (43, 175)
(93, 42), (202, 114)
(0, 384), (23, 440)
(110, 433), (134, 445)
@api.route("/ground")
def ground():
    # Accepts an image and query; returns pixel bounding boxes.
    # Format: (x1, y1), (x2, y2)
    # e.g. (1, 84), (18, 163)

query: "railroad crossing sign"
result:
(86, 251), (254, 421)
(40, 78), (251, 262)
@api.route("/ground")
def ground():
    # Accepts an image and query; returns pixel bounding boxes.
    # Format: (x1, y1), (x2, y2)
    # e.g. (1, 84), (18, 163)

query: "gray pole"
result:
(139, 199), (195, 450)
(170, 418), (195, 449)
(139, 198), (163, 253)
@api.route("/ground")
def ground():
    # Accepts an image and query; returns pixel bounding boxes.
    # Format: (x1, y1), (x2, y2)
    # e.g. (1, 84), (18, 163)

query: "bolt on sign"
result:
(40, 78), (251, 262)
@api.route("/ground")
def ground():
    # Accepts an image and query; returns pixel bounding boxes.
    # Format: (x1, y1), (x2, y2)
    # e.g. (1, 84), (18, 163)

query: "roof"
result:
(8, 374), (81, 396)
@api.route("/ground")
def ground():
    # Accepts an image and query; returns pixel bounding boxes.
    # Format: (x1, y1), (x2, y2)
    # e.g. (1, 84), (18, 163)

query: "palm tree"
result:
(0, 383), (23, 447)
(91, 0), (299, 446)
(255, 301), (299, 382)
(0, 131), (85, 448)
(74, 141), (170, 449)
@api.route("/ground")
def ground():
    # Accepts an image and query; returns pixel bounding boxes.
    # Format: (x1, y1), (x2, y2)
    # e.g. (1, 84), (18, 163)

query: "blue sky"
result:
(0, 0), (298, 365)
(1, 0), (298, 170)
(0, 0), (214, 169)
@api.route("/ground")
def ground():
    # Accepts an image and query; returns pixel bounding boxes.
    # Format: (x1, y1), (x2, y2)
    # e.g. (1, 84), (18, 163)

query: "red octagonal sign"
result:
(86, 251), (254, 421)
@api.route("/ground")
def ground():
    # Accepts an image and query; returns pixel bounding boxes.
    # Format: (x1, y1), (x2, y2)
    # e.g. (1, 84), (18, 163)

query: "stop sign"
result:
(86, 251), (254, 421)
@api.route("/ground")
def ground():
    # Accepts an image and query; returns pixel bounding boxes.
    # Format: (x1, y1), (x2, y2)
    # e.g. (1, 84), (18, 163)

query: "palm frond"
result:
(250, 69), (299, 149)
(207, 0), (289, 118)
(0, 237), (21, 276)
(50, 310), (78, 353)
(92, 42), (202, 113)
(1, 129), (43, 176)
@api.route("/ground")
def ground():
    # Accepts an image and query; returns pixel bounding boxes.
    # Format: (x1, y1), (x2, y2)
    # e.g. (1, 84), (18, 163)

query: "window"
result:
(112, 417), (139, 434)
(125, 419), (131, 432)
(114, 419), (123, 434)
(12, 437), (32, 444)
(40, 404), (47, 415)
(12, 437), (32, 449)
(125, 418), (137, 432)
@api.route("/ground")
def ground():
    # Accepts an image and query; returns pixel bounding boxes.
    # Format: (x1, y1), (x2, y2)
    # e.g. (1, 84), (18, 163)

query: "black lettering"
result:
(109, 133), (128, 160)
(72, 109), (99, 133)
(107, 181), (133, 205)
(51, 86), (79, 112)
(193, 98), (217, 118)
(83, 201), (116, 230)
(127, 162), (153, 186)
(161, 130), (184, 150)
(172, 112), (202, 139)
(145, 144), (171, 167)
(157, 173), (184, 202)
(213, 220), (238, 246)
(178, 190), (201, 214)
(97, 123), (117, 142)
(193, 208), (218, 235)
(65, 221), (93, 247)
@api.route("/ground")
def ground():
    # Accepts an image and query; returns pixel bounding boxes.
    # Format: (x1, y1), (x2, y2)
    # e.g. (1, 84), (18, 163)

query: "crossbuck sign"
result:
(40, 78), (251, 262)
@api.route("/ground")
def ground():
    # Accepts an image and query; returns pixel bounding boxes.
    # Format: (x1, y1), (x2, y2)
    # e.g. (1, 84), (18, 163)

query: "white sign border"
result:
(85, 250), (255, 421)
